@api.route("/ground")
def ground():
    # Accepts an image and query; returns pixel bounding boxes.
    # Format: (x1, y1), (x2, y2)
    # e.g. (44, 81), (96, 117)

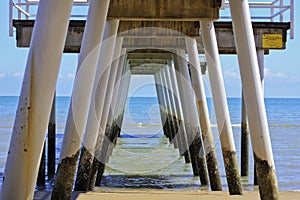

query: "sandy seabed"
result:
(33, 190), (300, 200)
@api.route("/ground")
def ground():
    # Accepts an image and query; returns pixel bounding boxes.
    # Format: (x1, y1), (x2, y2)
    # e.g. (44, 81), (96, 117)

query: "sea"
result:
(0, 96), (299, 191)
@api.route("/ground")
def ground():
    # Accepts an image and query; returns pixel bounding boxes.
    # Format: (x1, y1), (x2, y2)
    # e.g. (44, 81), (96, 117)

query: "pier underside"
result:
(13, 20), (290, 54)
(3, 0), (293, 199)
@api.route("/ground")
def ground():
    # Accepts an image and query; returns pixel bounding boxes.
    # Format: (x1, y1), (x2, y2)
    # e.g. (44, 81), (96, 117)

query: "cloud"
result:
(224, 69), (240, 79)
(13, 72), (24, 78)
(0, 73), (6, 79)
(66, 73), (75, 79)
(264, 68), (288, 79)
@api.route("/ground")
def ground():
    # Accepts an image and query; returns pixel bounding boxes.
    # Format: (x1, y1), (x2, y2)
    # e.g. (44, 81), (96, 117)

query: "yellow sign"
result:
(262, 34), (283, 49)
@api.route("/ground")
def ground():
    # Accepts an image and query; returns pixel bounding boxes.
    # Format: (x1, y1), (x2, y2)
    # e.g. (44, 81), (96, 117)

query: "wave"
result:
(120, 133), (162, 139)
(269, 123), (300, 128)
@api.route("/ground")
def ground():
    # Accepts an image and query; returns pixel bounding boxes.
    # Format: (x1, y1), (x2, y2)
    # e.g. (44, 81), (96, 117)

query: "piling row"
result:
(2, 0), (280, 200)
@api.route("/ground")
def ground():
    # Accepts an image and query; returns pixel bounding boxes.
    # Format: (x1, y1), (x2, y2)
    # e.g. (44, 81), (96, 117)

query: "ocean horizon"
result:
(0, 96), (299, 191)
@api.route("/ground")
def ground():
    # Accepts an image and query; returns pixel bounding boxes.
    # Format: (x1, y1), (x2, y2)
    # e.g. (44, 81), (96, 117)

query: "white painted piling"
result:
(242, 49), (264, 179)
(52, 0), (111, 199)
(154, 73), (170, 140)
(86, 37), (123, 188)
(254, 49), (265, 185)
(113, 69), (132, 139)
(229, 1), (279, 199)
(161, 67), (179, 149)
(154, 70), (174, 141)
(106, 49), (128, 133)
(186, 35), (222, 191)
(174, 49), (208, 184)
(167, 61), (191, 163)
(1, 0), (73, 199)
(157, 69), (175, 144)
(73, 20), (119, 191)
(93, 47), (126, 186)
(198, 21), (243, 194)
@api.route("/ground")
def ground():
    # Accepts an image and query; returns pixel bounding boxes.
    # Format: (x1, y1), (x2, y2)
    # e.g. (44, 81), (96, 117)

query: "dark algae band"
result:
(51, 150), (80, 200)
(74, 147), (94, 191)
(254, 153), (279, 200)
(223, 150), (243, 195)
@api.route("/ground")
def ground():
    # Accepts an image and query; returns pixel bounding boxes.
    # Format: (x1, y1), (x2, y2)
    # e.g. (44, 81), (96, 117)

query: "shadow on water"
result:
(99, 174), (206, 190)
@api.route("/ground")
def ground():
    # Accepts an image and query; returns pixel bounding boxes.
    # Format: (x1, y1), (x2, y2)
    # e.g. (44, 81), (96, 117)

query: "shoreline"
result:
(33, 190), (300, 200)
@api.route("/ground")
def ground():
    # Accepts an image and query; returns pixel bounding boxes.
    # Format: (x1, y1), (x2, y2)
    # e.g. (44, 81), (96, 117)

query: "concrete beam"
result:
(107, 0), (221, 20)
(13, 20), (290, 54)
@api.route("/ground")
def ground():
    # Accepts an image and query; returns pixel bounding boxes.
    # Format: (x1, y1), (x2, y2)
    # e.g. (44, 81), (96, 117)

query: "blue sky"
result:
(0, 0), (299, 98)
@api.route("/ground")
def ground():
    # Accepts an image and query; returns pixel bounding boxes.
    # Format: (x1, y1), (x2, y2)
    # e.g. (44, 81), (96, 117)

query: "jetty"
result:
(2, 0), (294, 200)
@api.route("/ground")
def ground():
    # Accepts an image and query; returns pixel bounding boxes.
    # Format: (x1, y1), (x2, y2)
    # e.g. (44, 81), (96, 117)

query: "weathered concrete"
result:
(174, 49), (208, 184)
(229, 0), (279, 199)
(167, 62), (191, 162)
(51, 151), (80, 200)
(199, 21), (242, 194)
(1, 0), (73, 199)
(241, 94), (249, 177)
(186, 36), (222, 191)
(107, 0), (221, 20)
(48, 96), (56, 178)
(13, 20), (290, 54)
(51, 0), (111, 199)
(75, 19), (119, 191)
(37, 144), (46, 190)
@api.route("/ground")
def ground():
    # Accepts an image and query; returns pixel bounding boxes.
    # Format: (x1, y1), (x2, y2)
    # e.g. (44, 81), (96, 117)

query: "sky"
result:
(0, 0), (299, 98)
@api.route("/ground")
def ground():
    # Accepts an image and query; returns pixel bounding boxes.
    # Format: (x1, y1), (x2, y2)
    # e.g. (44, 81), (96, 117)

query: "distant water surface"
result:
(0, 96), (299, 191)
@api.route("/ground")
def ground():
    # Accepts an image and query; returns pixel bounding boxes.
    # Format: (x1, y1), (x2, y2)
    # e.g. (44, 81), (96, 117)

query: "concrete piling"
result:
(254, 49), (265, 186)
(229, 0), (279, 199)
(1, 0), (73, 199)
(168, 61), (191, 163)
(51, 0), (111, 199)
(174, 49), (209, 185)
(74, 19), (119, 191)
(37, 143), (46, 189)
(161, 67), (180, 149)
(241, 94), (249, 177)
(157, 72), (175, 144)
(94, 49), (127, 185)
(90, 65), (132, 189)
(186, 35), (222, 191)
(199, 20), (243, 194)
(48, 95), (56, 178)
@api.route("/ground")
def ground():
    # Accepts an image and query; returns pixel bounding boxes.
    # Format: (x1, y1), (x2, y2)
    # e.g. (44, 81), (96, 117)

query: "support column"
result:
(48, 95), (56, 178)
(155, 72), (172, 142)
(168, 62), (191, 163)
(161, 67), (179, 149)
(254, 49), (265, 185)
(199, 21), (243, 194)
(74, 20), (119, 191)
(241, 94), (249, 177)
(229, 1), (279, 199)
(186, 36), (222, 191)
(94, 47), (126, 185)
(91, 68), (132, 189)
(52, 1), (111, 199)
(37, 144), (46, 189)
(174, 49), (208, 185)
(1, 0), (73, 199)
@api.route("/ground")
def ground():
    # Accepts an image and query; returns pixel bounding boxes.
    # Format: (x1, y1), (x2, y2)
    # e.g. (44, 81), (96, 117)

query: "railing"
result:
(220, 0), (294, 38)
(9, 0), (295, 39)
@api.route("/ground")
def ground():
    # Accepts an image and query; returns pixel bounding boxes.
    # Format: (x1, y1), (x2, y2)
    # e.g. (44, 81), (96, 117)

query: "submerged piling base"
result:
(74, 147), (94, 191)
(223, 150), (243, 195)
(51, 150), (80, 200)
(254, 154), (279, 200)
